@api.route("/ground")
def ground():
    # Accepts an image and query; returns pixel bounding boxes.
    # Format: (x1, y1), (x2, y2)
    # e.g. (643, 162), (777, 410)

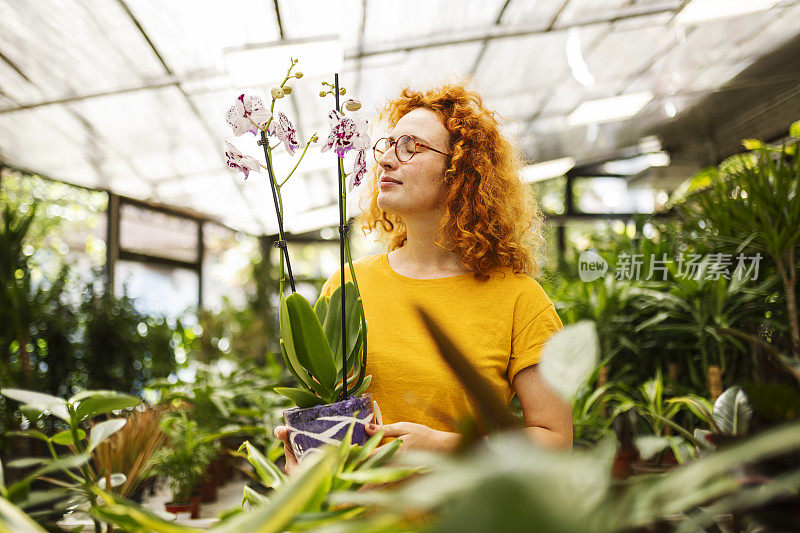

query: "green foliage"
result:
(0, 194), (178, 453)
(0, 387), (140, 531)
(277, 282), (369, 406)
(145, 413), (217, 504)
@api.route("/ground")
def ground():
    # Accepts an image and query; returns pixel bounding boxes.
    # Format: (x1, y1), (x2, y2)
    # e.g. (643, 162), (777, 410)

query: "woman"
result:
(275, 83), (572, 473)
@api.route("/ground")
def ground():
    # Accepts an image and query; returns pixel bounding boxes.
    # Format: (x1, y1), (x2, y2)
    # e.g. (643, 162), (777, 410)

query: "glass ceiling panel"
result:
(279, 0), (362, 50)
(499, 0), (569, 30)
(0, 0), (165, 103)
(126, 0), (281, 77)
(362, 0), (506, 46)
(1, 1), (799, 236)
(474, 28), (606, 95)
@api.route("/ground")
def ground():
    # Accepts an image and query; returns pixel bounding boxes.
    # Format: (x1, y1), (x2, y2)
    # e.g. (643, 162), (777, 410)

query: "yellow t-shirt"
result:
(320, 252), (563, 433)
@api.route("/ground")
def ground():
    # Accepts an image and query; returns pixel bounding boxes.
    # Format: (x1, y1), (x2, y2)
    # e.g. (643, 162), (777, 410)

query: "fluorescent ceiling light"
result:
(521, 157), (576, 183)
(567, 92), (654, 127)
(675, 0), (779, 26)
(225, 37), (343, 87)
(601, 152), (670, 175)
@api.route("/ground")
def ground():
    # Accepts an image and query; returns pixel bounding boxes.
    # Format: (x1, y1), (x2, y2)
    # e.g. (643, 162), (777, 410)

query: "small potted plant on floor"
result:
(222, 59), (374, 461)
(146, 412), (217, 519)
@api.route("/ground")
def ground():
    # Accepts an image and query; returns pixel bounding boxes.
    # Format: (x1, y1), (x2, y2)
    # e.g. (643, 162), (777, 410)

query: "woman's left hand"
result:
(365, 421), (460, 453)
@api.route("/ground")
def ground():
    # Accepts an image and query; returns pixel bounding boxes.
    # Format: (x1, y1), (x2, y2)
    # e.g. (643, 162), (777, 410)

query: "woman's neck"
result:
(393, 213), (468, 273)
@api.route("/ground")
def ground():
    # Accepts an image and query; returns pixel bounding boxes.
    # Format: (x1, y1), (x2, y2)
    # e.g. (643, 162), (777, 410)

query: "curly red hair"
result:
(357, 83), (546, 281)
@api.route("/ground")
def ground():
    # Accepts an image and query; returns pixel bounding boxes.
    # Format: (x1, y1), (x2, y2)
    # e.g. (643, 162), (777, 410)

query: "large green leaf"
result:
(313, 294), (328, 325)
(0, 389), (69, 422)
(285, 293), (336, 395)
(713, 386), (752, 436)
(280, 293), (333, 399)
(539, 321), (599, 401)
(274, 387), (324, 408)
(73, 392), (141, 422)
(323, 282), (362, 375)
(212, 445), (339, 533)
(87, 419), (127, 452)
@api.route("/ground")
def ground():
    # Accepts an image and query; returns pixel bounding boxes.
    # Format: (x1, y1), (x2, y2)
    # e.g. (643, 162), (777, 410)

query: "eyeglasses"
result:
(373, 135), (450, 163)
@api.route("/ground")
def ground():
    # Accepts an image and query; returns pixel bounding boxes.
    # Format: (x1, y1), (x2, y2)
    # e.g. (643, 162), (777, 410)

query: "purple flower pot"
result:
(283, 394), (374, 460)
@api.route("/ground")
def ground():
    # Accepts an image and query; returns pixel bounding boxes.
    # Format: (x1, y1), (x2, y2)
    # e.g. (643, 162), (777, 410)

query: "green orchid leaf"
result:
(280, 296), (328, 398)
(273, 387), (325, 408)
(323, 282), (362, 375)
(51, 429), (86, 446)
(313, 294), (328, 325)
(342, 375), (371, 400)
(285, 292), (336, 394)
(279, 339), (312, 391)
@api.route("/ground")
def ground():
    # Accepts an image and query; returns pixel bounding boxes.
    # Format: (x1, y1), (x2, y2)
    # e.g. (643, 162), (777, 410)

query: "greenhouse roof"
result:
(1, 0), (799, 234)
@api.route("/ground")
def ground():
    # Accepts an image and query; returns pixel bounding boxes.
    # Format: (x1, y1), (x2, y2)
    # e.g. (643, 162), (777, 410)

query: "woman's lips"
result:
(380, 177), (402, 187)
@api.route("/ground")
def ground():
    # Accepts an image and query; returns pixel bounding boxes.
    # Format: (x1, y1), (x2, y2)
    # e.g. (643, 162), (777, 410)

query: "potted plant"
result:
(146, 412), (217, 519)
(222, 59), (374, 461)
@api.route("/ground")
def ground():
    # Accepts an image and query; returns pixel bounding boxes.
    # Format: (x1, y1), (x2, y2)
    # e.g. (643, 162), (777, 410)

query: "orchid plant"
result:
(223, 59), (370, 406)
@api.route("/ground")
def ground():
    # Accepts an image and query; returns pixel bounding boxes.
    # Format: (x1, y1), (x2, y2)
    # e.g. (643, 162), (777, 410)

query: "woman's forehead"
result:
(390, 108), (448, 143)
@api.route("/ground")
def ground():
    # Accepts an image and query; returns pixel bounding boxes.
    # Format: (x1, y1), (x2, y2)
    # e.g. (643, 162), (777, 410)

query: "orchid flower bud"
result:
(282, 85), (293, 95)
(311, 134), (319, 143)
(344, 99), (362, 112)
(295, 71), (303, 79)
(339, 88), (346, 95)
(319, 90), (327, 97)
(271, 87), (285, 99)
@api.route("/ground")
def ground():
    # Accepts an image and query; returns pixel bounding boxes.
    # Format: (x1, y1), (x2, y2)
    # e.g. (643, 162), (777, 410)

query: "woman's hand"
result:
(273, 425), (299, 475)
(365, 421), (460, 453)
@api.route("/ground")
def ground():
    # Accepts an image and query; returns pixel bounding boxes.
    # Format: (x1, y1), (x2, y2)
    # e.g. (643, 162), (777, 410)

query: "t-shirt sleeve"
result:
(507, 301), (564, 384)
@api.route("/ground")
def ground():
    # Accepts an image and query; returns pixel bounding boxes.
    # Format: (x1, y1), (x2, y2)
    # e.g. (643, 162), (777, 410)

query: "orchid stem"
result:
(260, 130), (295, 294)
(279, 132), (317, 188)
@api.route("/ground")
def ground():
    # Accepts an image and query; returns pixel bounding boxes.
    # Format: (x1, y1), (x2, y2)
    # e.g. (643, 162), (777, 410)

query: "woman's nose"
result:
(379, 146), (399, 170)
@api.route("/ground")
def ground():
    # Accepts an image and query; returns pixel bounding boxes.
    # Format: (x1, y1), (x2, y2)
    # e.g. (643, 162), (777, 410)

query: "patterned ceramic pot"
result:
(283, 393), (374, 460)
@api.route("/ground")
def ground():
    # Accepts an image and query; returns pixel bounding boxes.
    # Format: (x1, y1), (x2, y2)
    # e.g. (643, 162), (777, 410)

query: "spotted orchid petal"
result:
(322, 110), (371, 159)
(352, 116), (371, 151)
(268, 112), (301, 155)
(321, 110), (355, 158)
(350, 148), (367, 191)
(226, 94), (271, 137)
(225, 141), (260, 180)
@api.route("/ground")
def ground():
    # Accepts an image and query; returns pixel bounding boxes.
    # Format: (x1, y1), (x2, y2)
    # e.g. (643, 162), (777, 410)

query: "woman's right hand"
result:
(273, 425), (299, 475)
